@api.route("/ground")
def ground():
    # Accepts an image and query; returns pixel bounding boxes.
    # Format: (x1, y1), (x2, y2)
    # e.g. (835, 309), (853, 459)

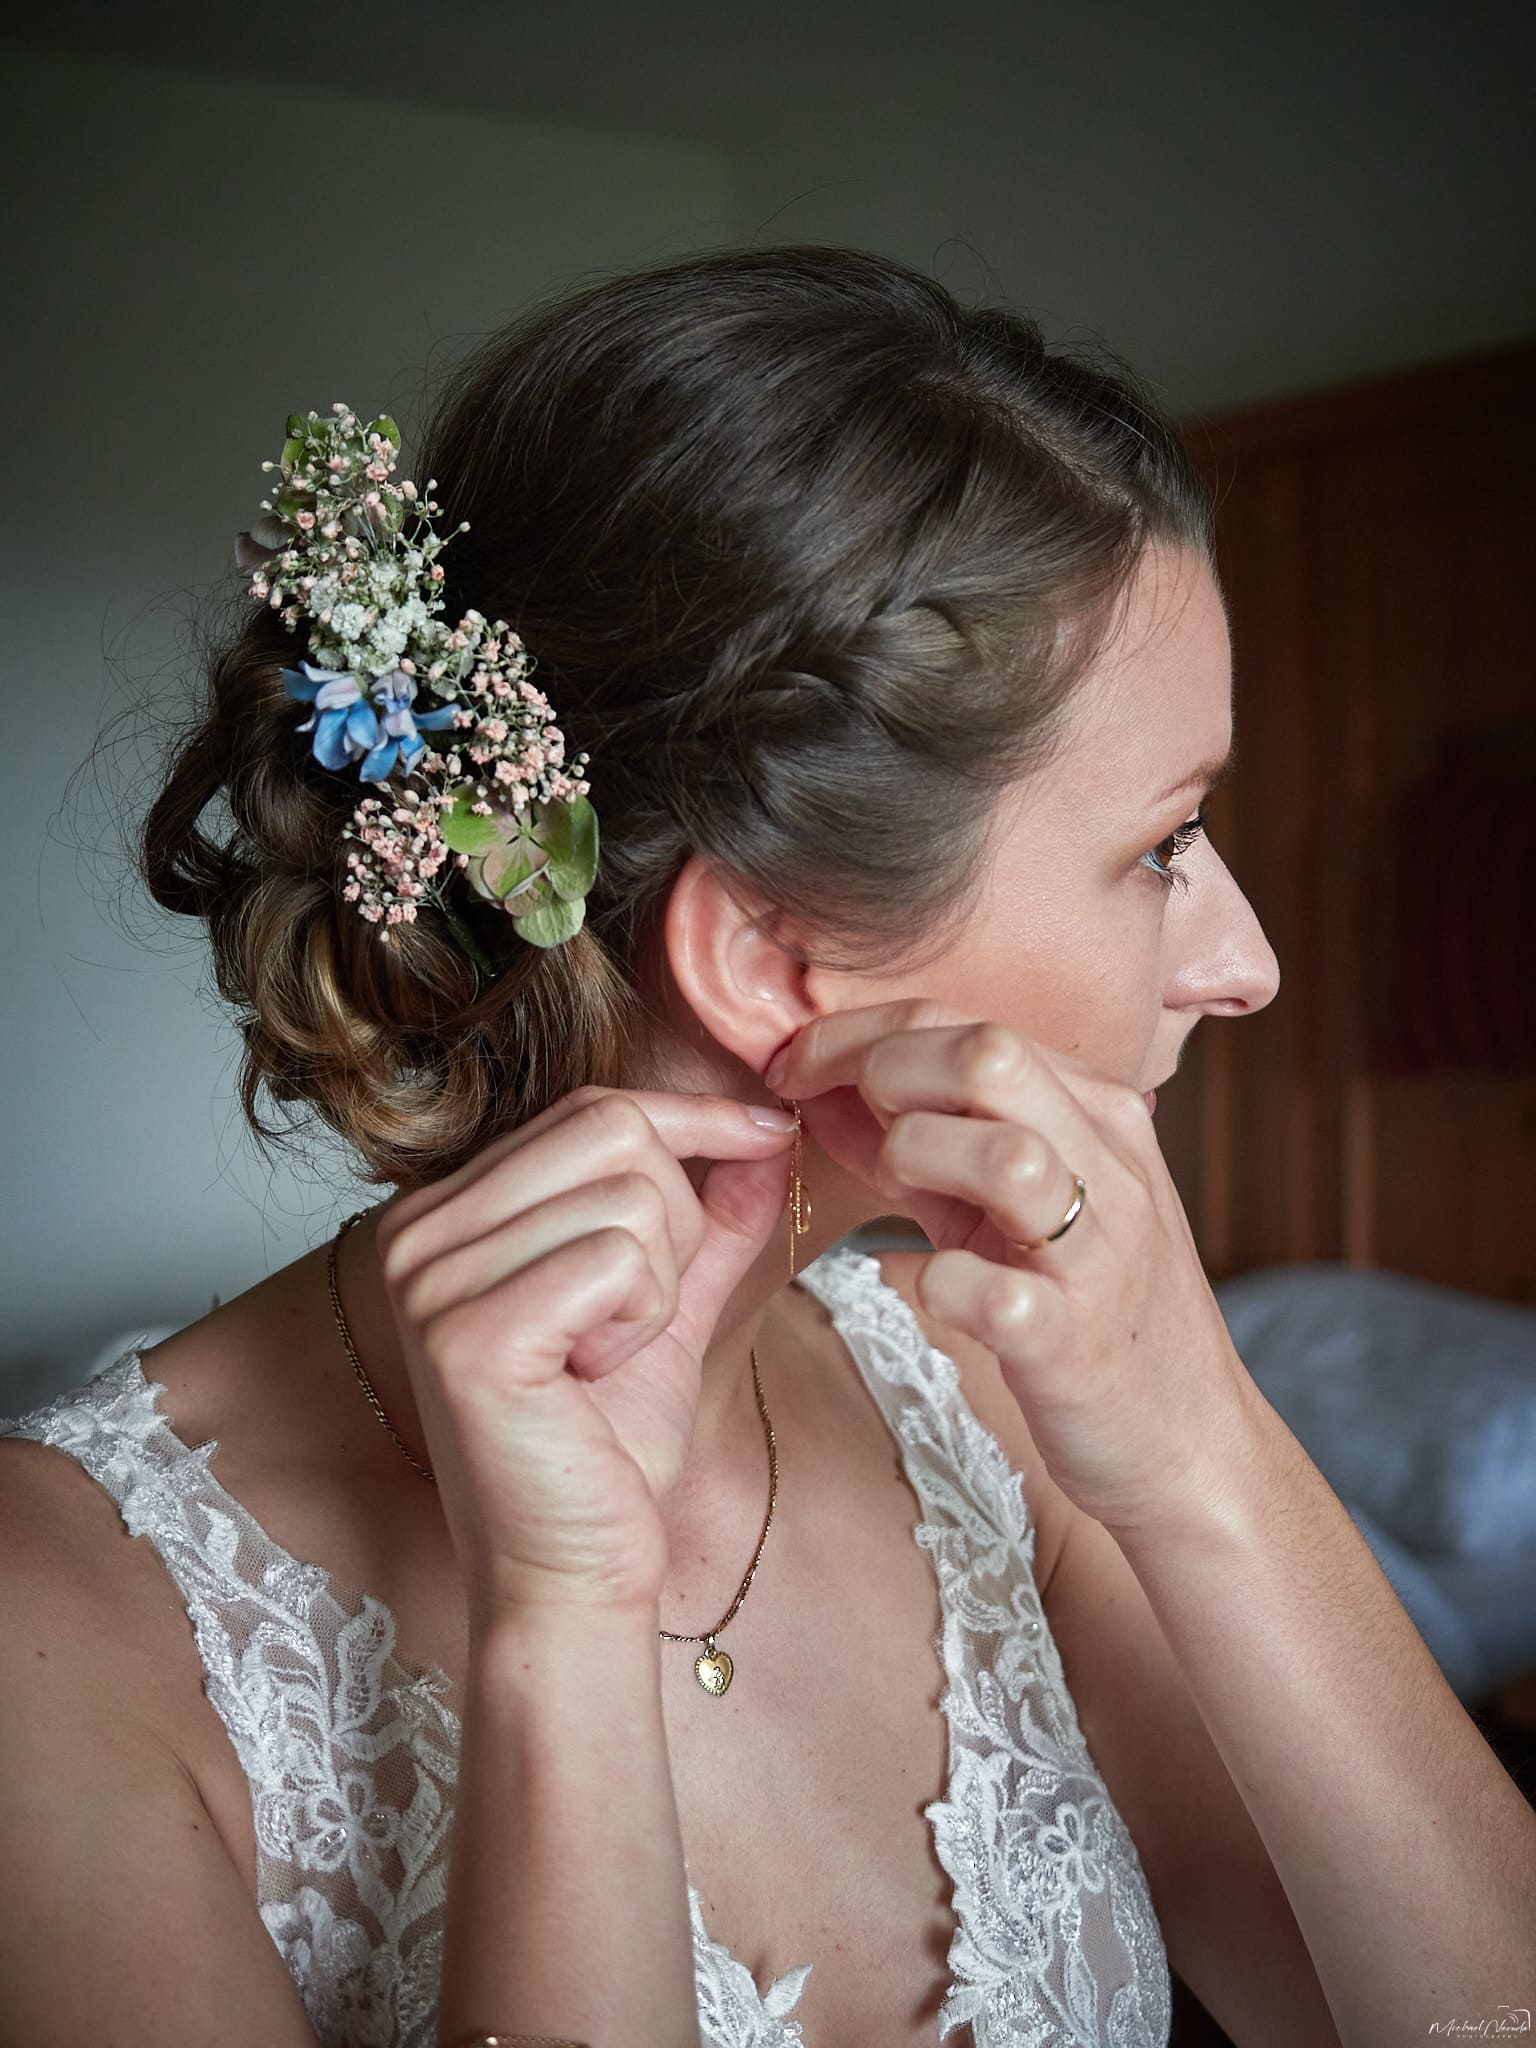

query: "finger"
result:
(420, 1225), (667, 1399)
(390, 1169), (680, 1339)
(764, 997), (975, 1100)
(776, 1005), (1100, 1159)
(381, 1096), (700, 1290)
(664, 1144), (798, 1353)
(412, 1148), (794, 1397)
(569, 1143), (796, 1378)
(381, 1090), (794, 1279)
(917, 1246), (1072, 1382)
(877, 1110), (1085, 1252)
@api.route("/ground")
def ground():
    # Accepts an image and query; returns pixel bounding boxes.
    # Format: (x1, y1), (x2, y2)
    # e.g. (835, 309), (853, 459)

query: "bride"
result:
(2, 243), (1530, 2048)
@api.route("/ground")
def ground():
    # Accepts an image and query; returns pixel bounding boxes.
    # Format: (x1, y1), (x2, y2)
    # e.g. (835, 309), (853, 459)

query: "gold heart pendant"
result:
(694, 1643), (734, 1695)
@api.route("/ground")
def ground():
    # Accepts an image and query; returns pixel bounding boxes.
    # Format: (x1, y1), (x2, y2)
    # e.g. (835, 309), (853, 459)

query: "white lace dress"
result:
(1, 1242), (1171, 2047)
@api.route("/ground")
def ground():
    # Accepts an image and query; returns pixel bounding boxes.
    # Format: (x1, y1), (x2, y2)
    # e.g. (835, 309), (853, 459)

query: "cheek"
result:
(902, 890), (1165, 1081)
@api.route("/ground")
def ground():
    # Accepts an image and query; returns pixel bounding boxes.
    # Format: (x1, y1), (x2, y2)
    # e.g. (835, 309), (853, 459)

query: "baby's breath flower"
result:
(239, 401), (598, 956)
(328, 601), (371, 644)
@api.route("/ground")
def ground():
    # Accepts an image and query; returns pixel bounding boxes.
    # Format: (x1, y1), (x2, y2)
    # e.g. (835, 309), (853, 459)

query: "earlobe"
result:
(661, 853), (816, 1076)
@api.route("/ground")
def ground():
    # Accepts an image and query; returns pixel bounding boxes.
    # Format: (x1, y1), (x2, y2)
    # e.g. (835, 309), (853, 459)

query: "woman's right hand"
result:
(372, 1085), (799, 1622)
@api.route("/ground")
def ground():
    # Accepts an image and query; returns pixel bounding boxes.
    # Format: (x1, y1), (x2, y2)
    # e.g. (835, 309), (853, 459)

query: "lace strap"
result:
(795, 1244), (1035, 1560)
(0, 1335), (230, 1540)
(3, 1348), (387, 1696)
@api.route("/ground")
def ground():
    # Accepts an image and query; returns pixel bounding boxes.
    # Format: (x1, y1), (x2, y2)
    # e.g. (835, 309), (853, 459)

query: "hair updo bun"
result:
(141, 242), (1213, 1190)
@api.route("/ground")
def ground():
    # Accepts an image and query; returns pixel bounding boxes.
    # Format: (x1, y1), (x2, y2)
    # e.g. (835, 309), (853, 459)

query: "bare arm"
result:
(0, 1437), (702, 2047)
(366, 1087), (800, 2045)
(0, 1442), (321, 2043)
(436, 1597), (699, 2048)
(782, 1005), (1536, 2042)
(1107, 1396), (1536, 2045)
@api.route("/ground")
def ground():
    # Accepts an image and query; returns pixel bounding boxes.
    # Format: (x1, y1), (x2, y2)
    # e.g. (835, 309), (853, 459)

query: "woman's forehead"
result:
(1043, 549), (1233, 815)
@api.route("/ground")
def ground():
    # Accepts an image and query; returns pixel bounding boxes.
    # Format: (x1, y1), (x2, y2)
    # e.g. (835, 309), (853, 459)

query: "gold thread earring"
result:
(784, 1098), (812, 1278)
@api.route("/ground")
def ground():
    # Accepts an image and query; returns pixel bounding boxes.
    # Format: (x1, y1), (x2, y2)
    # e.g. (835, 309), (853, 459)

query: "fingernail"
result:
(763, 1051), (788, 1091)
(747, 1103), (797, 1130)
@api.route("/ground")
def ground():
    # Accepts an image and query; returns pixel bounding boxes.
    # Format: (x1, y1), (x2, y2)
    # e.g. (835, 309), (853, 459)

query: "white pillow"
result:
(1215, 1263), (1536, 1558)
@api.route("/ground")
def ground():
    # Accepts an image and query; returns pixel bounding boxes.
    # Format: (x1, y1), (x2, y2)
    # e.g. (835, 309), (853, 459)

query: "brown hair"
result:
(142, 242), (1213, 1188)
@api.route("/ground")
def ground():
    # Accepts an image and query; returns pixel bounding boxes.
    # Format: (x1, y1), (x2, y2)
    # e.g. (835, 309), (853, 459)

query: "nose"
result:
(1168, 843), (1281, 1018)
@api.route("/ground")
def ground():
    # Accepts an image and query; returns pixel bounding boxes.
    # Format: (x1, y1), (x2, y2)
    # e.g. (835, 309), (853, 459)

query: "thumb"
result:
(672, 1144), (796, 1351)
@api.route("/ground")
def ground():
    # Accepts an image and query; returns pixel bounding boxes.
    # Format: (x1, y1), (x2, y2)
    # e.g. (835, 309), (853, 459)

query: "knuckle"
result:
(860, 1034), (905, 1104)
(593, 1221), (649, 1267)
(982, 1267), (1040, 1336)
(395, 1265), (444, 1331)
(592, 1225), (663, 1306)
(378, 1218), (426, 1292)
(956, 1020), (1027, 1088)
(594, 1169), (667, 1226)
(584, 1091), (654, 1154)
(897, 996), (954, 1037)
(990, 1124), (1051, 1194)
(872, 1142), (904, 1197)
(563, 1081), (613, 1112)
(1109, 1080), (1153, 1131)
(876, 1117), (911, 1184)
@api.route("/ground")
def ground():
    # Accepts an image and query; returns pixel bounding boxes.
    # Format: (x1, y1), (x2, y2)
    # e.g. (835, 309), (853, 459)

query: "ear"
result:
(662, 853), (818, 1081)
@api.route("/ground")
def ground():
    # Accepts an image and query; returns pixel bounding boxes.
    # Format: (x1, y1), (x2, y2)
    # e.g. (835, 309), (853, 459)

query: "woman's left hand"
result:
(765, 998), (1277, 1544)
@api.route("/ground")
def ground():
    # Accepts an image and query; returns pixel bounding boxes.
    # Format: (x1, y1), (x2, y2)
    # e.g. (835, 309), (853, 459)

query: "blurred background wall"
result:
(3, 2), (1533, 1406)
(1159, 347), (1536, 1306)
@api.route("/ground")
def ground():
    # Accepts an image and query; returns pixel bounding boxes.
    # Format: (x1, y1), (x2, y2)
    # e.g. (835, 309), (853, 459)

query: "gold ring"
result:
(1016, 1174), (1086, 1250)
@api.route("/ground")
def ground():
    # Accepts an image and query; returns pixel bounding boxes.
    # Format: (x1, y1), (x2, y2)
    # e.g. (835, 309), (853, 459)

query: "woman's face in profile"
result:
(878, 542), (1280, 1100)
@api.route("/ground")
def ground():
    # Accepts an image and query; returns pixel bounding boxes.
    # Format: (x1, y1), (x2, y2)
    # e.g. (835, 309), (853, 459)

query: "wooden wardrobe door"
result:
(1157, 342), (1536, 1303)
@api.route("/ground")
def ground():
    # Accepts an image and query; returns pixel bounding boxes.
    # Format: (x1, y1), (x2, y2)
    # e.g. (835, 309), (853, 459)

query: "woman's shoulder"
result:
(0, 1376), (219, 1771)
(0, 1252), (360, 1723)
(0, 1268), (409, 1852)
(131, 1249), (333, 1451)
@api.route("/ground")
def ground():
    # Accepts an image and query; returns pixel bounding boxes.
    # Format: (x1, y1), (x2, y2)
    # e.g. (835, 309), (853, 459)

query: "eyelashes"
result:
(1141, 805), (1208, 892)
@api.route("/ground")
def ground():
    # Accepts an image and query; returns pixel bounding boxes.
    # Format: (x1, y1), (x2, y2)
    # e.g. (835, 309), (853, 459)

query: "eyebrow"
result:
(1152, 739), (1238, 807)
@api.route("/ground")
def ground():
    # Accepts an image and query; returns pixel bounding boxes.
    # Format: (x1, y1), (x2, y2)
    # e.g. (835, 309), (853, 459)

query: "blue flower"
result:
(283, 661), (378, 772)
(356, 668), (459, 783)
(282, 662), (458, 782)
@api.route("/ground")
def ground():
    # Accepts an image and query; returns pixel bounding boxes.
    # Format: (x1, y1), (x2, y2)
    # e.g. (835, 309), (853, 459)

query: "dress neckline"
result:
(119, 1242), (987, 1695)
(113, 1240), (1045, 2040)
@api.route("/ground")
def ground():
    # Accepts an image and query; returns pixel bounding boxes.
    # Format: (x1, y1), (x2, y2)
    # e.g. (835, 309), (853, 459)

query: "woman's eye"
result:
(1141, 807), (1207, 891)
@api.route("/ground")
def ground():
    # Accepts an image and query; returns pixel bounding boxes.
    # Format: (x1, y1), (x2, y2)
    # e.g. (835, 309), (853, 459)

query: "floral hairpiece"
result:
(235, 402), (597, 962)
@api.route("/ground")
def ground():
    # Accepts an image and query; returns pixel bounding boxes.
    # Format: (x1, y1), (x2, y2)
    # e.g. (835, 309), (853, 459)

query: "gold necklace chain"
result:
(325, 1207), (778, 1696)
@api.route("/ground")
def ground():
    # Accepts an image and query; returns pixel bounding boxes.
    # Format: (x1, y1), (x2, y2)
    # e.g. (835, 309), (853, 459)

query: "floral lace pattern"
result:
(2, 1352), (458, 2046)
(795, 1249), (1171, 2046)
(1, 1242), (1168, 2046)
